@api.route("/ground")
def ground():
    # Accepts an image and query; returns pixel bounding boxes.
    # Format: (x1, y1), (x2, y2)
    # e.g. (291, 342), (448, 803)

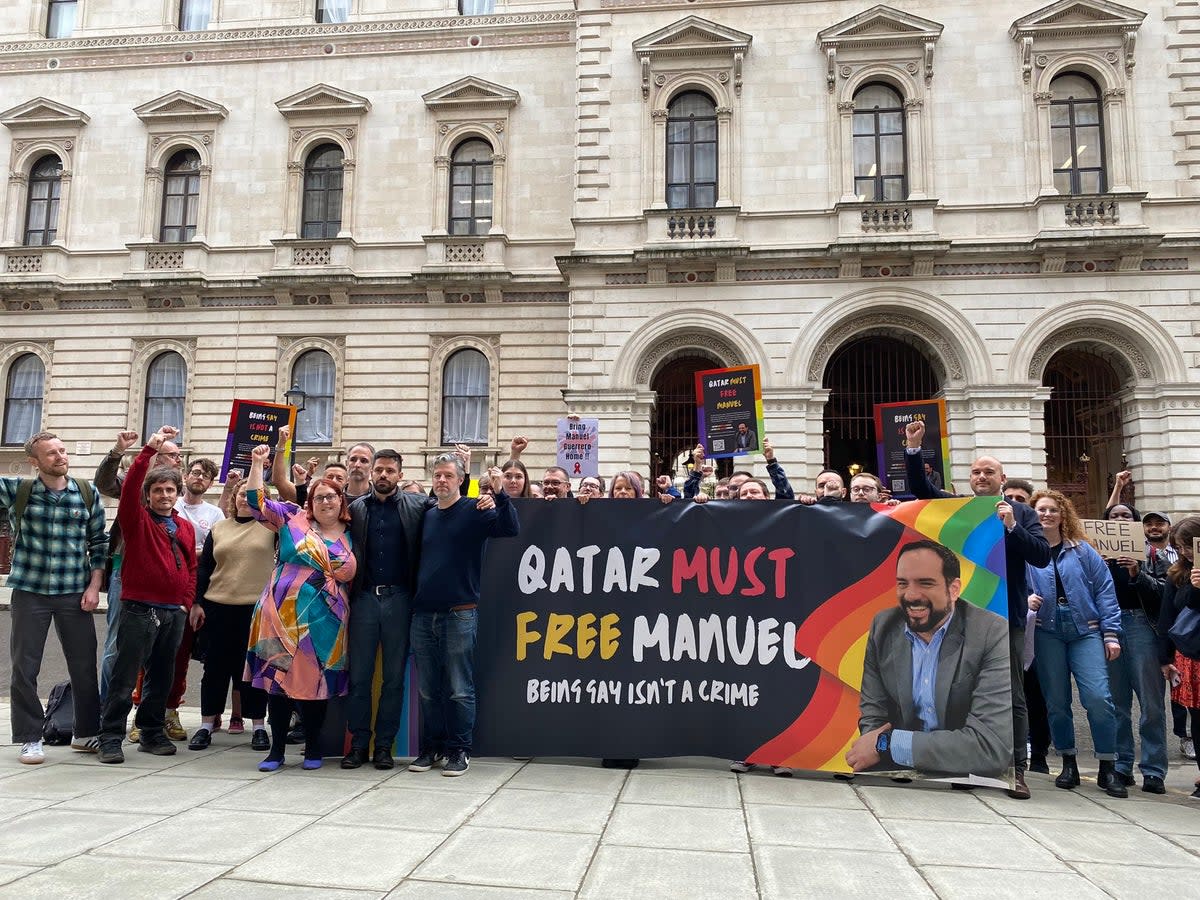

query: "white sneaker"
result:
(1183, 737), (1196, 760)
(19, 741), (45, 765)
(729, 760), (753, 773)
(771, 766), (794, 777)
(71, 736), (100, 753)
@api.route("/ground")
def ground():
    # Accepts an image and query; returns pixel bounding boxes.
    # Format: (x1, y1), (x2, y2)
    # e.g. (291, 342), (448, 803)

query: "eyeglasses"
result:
(160, 451), (182, 460)
(849, 486), (878, 495)
(542, 479), (566, 487)
(1003, 494), (1027, 504)
(188, 470), (213, 480)
(312, 494), (341, 504)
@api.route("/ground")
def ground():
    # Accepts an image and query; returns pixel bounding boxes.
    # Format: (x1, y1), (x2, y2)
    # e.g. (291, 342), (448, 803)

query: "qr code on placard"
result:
(893, 478), (906, 491)
(712, 439), (726, 452)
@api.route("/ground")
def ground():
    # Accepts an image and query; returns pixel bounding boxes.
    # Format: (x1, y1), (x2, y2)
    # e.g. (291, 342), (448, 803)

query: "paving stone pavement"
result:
(0, 703), (1196, 898)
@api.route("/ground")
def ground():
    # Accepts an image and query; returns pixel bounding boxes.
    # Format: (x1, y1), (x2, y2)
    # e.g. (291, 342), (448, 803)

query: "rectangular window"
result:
(459, 0), (495, 13)
(315, 0), (350, 23)
(46, 0), (77, 38)
(179, 0), (212, 31)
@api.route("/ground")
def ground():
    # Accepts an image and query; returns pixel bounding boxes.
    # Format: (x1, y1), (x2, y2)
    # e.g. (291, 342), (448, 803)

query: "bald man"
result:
(903, 420), (1050, 800)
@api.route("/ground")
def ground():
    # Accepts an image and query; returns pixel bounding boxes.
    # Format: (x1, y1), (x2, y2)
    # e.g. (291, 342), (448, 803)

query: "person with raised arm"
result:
(244, 442), (356, 771)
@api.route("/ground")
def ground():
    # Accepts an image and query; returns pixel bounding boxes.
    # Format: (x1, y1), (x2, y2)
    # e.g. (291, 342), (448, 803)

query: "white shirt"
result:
(175, 498), (225, 552)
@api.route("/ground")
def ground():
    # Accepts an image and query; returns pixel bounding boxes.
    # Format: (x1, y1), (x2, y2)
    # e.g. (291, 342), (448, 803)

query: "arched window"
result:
(292, 350), (335, 445)
(853, 83), (906, 202)
(1051, 73), (1106, 195)
(666, 92), (717, 209)
(160, 149), (202, 243)
(442, 349), (489, 445)
(2, 355), (45, 447)
(449, 139), (494, 236)
(23, 155), (63, 247)
(143, 352), (187, 442)
(301, 144), (344, 239)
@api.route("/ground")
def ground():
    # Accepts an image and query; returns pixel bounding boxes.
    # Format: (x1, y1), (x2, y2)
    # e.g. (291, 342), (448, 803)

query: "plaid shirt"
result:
(0, 476), (107, 596)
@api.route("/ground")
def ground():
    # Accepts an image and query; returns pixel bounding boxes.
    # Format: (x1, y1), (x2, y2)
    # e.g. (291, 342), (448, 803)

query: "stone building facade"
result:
(0, 0), (1198, 517)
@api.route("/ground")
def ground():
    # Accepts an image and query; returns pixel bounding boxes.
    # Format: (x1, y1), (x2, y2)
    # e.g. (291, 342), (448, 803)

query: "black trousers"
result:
(9, 589), (101, 742)
(1025, 659), (1051, 760)
(197, 601), (266, 719)
(100, 602), (185, 742)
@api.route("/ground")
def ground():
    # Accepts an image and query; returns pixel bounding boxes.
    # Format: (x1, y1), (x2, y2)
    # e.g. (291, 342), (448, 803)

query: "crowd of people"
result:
(3, 420), (1197, 806)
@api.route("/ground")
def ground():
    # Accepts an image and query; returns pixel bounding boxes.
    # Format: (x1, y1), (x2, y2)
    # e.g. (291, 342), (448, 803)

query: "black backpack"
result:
(42, 680), (73, 745)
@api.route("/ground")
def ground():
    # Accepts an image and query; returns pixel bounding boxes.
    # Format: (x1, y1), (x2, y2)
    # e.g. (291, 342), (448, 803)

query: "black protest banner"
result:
(473, 496), (1010, 776)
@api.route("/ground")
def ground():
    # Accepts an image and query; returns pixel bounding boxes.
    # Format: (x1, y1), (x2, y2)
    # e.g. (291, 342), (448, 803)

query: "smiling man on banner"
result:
(847, 540), (1012, 780)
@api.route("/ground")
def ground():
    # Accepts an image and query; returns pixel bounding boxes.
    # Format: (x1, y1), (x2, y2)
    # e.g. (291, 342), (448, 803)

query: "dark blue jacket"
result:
(905, 449), (1050, 628)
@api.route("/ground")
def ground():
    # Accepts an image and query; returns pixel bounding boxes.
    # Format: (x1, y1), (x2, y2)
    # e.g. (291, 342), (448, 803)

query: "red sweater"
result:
(117, 446), (197, 608)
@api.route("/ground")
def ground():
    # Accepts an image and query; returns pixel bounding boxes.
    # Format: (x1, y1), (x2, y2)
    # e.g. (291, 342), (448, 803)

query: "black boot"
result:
(1098, 760), (1128, 798)
(1055, 754), (1080, 789)
(1029, 754), (1050, 775)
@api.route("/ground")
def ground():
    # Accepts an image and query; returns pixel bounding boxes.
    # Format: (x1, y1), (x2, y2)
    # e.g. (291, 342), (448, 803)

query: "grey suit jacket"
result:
(859, 599), (1013, 777)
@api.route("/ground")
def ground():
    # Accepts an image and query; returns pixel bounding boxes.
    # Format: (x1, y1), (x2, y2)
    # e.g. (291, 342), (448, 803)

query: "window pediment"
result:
(1011, 0), (1146, 38)
(633, 16), (752, 59)
(1011, 0), (1145, 83)
(275, 84), (372, 120)
(134, 91), (228, 125)
(1, 98), (89, 130)
(423, 77), (519, 113)
(818, 6), (943, 91)
(633, 17), (752, 101)
(818, 5), (944, 47)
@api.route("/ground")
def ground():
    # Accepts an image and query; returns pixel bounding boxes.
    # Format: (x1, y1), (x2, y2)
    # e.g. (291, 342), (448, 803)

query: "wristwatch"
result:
(875, 730), (894, 766)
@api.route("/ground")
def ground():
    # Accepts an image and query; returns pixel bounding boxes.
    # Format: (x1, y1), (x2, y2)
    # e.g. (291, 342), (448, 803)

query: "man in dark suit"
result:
(844, 542), (1012, 782)
(847, 540), (1013, 778)
(901, 420), (1050, 799)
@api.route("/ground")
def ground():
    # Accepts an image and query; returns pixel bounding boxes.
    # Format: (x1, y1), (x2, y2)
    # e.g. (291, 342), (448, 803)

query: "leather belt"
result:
(369, 585), (400, 595)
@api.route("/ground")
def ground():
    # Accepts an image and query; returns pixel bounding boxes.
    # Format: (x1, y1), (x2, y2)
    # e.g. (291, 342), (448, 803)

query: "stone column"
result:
(903, 98), (927, 200)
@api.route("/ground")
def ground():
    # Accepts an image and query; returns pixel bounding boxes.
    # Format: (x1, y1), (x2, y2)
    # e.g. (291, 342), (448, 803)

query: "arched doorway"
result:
(1042, 346), (1125, 518)
(650, 353), (731, 486)
(822, 335), (940, 477)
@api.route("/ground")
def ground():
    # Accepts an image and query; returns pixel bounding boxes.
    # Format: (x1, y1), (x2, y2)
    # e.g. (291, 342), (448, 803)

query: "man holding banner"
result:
(848, 540), (1012, 778)
(904, 420), (1050, 799)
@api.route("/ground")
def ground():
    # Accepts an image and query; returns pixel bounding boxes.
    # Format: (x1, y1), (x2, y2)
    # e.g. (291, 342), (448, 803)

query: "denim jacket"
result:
(1026, 539), (1121, 640)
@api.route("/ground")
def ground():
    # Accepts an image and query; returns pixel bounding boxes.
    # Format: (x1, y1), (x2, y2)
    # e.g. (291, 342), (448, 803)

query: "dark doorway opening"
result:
(822, 335), (940, 478)
(1042, 347), (1125, 518)
(650, 354), (732, 488)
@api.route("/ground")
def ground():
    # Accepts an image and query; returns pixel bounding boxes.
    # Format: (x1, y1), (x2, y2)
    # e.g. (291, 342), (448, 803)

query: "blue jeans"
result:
(346, 587), (412, 752)
(1035, 605), (1118, 759)
(99, 568), (122, 704)
(410, 608), (478, 754)
(1108, 609), (1169, 778)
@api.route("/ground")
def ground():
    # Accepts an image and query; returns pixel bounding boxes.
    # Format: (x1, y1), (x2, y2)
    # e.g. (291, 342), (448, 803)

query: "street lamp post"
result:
(284, 382), (307, 469)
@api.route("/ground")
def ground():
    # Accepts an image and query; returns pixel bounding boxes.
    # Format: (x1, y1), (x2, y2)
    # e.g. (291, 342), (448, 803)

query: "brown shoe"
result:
(1007, 769), (1031, 800)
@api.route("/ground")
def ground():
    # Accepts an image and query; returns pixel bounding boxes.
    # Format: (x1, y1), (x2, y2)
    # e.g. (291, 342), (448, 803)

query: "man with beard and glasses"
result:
(846, 540), (1012, 779)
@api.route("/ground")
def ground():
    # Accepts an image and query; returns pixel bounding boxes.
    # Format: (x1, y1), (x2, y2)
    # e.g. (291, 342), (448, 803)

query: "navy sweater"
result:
(413, 490), (520, 612)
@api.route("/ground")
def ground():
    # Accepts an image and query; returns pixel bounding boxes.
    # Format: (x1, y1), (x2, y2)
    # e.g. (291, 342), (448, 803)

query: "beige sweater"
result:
(200, 517), (276, 606)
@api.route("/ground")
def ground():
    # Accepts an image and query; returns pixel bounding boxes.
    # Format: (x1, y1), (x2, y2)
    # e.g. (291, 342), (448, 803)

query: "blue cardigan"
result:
(1026, 539), (1121, 641)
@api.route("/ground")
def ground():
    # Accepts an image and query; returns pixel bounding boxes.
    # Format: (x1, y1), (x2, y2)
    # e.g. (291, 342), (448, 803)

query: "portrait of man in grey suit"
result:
(846, 539), (1014, 778)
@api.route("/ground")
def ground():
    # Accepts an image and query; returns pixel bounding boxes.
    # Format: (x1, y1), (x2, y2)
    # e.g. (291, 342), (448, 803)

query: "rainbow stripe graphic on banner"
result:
(753, 497), (1007, 771)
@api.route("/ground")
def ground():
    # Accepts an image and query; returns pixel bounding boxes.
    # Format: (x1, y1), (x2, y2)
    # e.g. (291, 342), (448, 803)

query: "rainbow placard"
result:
(694, 363), (765, 459)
